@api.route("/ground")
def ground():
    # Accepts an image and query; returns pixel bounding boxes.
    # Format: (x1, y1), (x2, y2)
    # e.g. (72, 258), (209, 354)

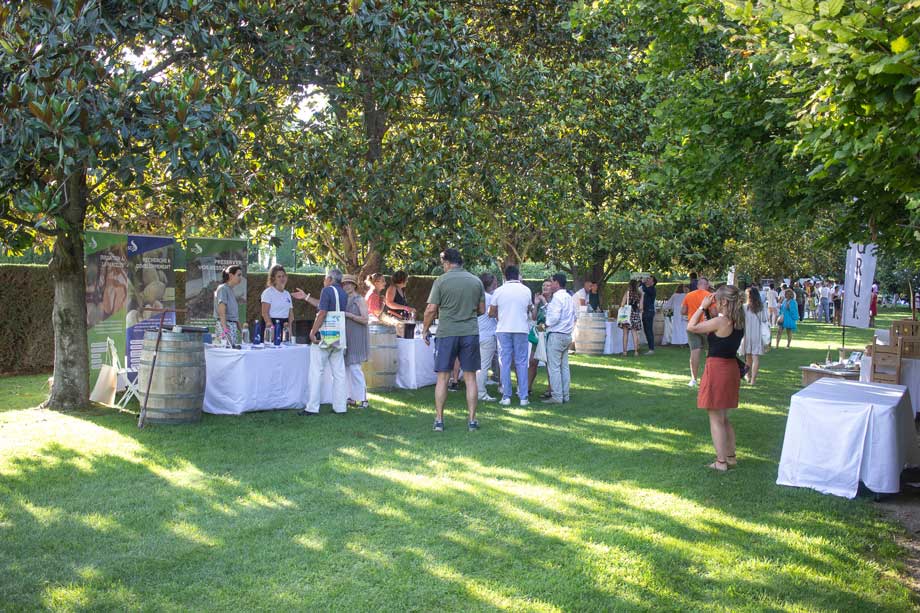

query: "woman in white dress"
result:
(665, 284), (688, 346)
(741, 286), (769, 385)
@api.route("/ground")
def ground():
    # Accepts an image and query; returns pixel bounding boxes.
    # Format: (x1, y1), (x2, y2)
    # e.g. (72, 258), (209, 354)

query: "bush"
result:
(0, 264), (687, 375)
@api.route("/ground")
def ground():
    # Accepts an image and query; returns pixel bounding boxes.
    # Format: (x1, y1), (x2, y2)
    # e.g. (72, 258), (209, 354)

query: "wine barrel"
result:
(574, 312), (607, 355)
(363, 323), (398, 390)
(137, 331), (206, 424)
(654, 312), (665, 344)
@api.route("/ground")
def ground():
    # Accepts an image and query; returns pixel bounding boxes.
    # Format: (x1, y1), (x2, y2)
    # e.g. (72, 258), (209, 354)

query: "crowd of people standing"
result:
(215, 257), (857, 472)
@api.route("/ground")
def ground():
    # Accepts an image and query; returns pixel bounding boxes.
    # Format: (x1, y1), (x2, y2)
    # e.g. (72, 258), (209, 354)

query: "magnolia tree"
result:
(0, 0), (314, 409)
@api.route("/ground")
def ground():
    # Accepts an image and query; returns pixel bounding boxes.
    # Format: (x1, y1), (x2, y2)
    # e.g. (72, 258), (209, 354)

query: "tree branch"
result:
(0, 211), (62, 236)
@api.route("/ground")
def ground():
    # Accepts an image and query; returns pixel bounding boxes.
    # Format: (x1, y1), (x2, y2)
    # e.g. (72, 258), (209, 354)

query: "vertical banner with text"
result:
(84, 231), (128, 377)
(185, 238), (248, 330)
(126, 235), (176, 374)
(842, 242), (878, 329)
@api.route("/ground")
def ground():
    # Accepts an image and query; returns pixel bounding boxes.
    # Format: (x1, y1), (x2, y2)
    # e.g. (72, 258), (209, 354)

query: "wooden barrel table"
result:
(363, 322), (398, 390)
(654, 312), (665, 345)
(574, 312), (607, 355)
(137, 330), (206, 424)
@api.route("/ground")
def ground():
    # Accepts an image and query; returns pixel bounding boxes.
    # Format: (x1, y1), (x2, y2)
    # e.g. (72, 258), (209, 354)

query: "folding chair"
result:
(870, 336), (902, 385)
(116, 355), (141, 409)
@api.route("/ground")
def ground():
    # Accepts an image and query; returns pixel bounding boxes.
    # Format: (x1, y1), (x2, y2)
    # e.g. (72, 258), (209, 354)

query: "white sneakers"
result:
(480, 395), (497, 402)
(499, 397), (512, 406)
(520, 399), (530, 407)
(688, 379), (698, 387)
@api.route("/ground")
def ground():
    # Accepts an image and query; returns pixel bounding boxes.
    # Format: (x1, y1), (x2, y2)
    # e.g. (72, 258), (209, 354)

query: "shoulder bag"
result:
(318, 288), (347, 350)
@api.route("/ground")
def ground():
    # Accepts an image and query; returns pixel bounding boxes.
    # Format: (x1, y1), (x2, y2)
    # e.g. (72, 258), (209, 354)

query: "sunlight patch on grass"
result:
(235, 489), (295, 511)
(168, 519), (219, 547)
(294, 530), (327, 551)
(336, 484), (412, 521)
(18, 499), (63, 525)
(407, 546), (565, 613)
(579, 418), (692, 438)
(42, 583), (90, 610)
(574, 360), (690, 382)
(77, 512), (119, 534)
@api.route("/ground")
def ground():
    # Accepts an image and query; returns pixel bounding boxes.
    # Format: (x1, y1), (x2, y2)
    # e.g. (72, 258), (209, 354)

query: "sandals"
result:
(726, 454), (737, 467)
(707, 459), (729, 472)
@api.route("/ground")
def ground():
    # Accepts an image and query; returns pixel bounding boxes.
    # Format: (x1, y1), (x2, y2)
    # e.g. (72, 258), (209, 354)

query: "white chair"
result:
(115, 351), (141, 409)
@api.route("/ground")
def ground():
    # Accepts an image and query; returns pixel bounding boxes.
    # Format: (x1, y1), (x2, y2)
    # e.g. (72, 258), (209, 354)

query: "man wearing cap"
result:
(422, 248), (486, 432)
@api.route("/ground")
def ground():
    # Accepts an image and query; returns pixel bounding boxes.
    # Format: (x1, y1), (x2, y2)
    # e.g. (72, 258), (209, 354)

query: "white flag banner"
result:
(842, 243), (877, 329)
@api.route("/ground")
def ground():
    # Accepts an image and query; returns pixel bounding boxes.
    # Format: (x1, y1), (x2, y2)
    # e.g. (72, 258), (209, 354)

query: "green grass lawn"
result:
(1, 310), (917, 611)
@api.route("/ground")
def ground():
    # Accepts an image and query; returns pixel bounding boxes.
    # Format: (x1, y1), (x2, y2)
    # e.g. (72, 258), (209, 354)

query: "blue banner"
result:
(126, 235), (176, 376)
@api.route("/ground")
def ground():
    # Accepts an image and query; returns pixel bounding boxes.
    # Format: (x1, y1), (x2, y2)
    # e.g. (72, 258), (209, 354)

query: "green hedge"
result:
(0, 264), (685, 375)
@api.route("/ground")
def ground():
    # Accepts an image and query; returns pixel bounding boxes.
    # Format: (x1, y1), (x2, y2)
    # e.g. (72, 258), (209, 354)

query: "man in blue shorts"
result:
(422, 248), (486, 432)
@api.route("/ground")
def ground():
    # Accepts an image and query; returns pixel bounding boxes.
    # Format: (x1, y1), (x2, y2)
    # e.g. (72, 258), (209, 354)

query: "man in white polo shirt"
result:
(490, 265), (533, 406)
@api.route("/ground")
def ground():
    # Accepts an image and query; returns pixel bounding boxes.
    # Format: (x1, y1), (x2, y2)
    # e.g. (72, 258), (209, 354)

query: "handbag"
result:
(317, 287), (347, 350)
(736, 356), (749, 379)
(89, 338), (119, 405)
(617, 305), (632, 325)
(534, 331), (548, 362)
(528, 325), (539, 345)
(760, 312), (772, 352)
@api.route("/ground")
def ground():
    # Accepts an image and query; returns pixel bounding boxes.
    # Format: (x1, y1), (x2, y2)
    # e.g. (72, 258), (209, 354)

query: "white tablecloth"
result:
(603, 322), (638, 354)
(777, 379), (919, 498)
(204, 345), (311, 414)
(396, 337), (437, 389)
(660, 315), (688, 346)
(860, 355), (920, 416)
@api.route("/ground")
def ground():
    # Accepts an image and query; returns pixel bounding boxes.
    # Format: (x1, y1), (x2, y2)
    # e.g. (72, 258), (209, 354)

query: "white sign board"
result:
(842, 243), (877, 328)
(727, 266), (736, 286)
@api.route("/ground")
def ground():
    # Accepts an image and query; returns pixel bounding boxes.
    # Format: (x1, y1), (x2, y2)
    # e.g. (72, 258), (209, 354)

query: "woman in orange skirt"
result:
(687, 285), (745, 472)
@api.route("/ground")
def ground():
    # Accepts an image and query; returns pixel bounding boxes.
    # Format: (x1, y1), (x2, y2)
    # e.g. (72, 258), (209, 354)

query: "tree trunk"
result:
(46, 171), (90, 410)
(357, 248), (382, 286)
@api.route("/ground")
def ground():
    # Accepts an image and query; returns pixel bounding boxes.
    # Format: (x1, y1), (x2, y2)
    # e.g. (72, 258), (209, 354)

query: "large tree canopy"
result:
(2, 0), (916, 409)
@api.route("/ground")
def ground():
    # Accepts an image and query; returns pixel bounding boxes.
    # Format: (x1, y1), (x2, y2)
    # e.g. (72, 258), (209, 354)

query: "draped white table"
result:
(204, 345), (312, 414)
(860, 355), (920, 416)
(777, 379), (919, 498)
(659, 315), (688, 346)
(204, 338), (439, 415)
(603, 322), (639, 354)
(396, 337), (437, 389)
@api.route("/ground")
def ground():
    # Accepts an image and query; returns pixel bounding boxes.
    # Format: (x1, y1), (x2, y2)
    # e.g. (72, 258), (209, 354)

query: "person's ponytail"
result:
(716, 285), (745, 330)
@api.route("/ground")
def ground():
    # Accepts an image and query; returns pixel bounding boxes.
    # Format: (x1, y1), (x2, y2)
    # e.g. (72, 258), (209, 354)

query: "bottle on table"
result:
(273, 321), (282, 346)
(241, 323), (250, 344)
(253, 320), (262, 345)
(282, 322), (291, 344)
(265, 323), (273, 345)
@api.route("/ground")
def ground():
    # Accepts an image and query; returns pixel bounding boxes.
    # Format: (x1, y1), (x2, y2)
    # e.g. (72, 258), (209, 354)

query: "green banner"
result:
(85, 230), (128, 377)
(184, 237), (248, 329)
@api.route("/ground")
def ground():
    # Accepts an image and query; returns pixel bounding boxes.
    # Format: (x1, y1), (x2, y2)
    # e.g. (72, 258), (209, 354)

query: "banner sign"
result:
(184, 238), (248, 330)
(85, 231), (128, 377)
(842, 243), (878, 329)
(126, 235), (176, 375)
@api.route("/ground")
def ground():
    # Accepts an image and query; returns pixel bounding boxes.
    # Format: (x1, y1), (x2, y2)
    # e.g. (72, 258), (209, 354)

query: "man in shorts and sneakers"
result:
(681, 276), (713, 387)
(422, 248), (486, 432)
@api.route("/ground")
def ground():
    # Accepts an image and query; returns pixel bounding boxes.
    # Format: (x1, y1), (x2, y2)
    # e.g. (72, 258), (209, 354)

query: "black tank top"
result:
(707, 326), (744, 359)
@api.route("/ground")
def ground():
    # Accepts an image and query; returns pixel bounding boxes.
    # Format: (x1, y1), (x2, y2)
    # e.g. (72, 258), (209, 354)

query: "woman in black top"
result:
(687, 285), (745, 472)
(384, 270), (415, 320)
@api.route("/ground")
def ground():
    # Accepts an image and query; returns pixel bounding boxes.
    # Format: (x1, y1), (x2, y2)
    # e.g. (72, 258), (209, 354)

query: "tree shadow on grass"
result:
(1, 327), (915, 610)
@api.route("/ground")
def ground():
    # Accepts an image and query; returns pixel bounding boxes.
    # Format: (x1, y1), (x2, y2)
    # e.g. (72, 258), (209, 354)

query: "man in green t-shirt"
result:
(422, 248), (485, 433)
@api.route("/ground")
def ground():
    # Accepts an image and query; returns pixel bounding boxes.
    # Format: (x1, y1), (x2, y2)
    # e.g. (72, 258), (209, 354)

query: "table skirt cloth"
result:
(777, 379), (919, 498)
